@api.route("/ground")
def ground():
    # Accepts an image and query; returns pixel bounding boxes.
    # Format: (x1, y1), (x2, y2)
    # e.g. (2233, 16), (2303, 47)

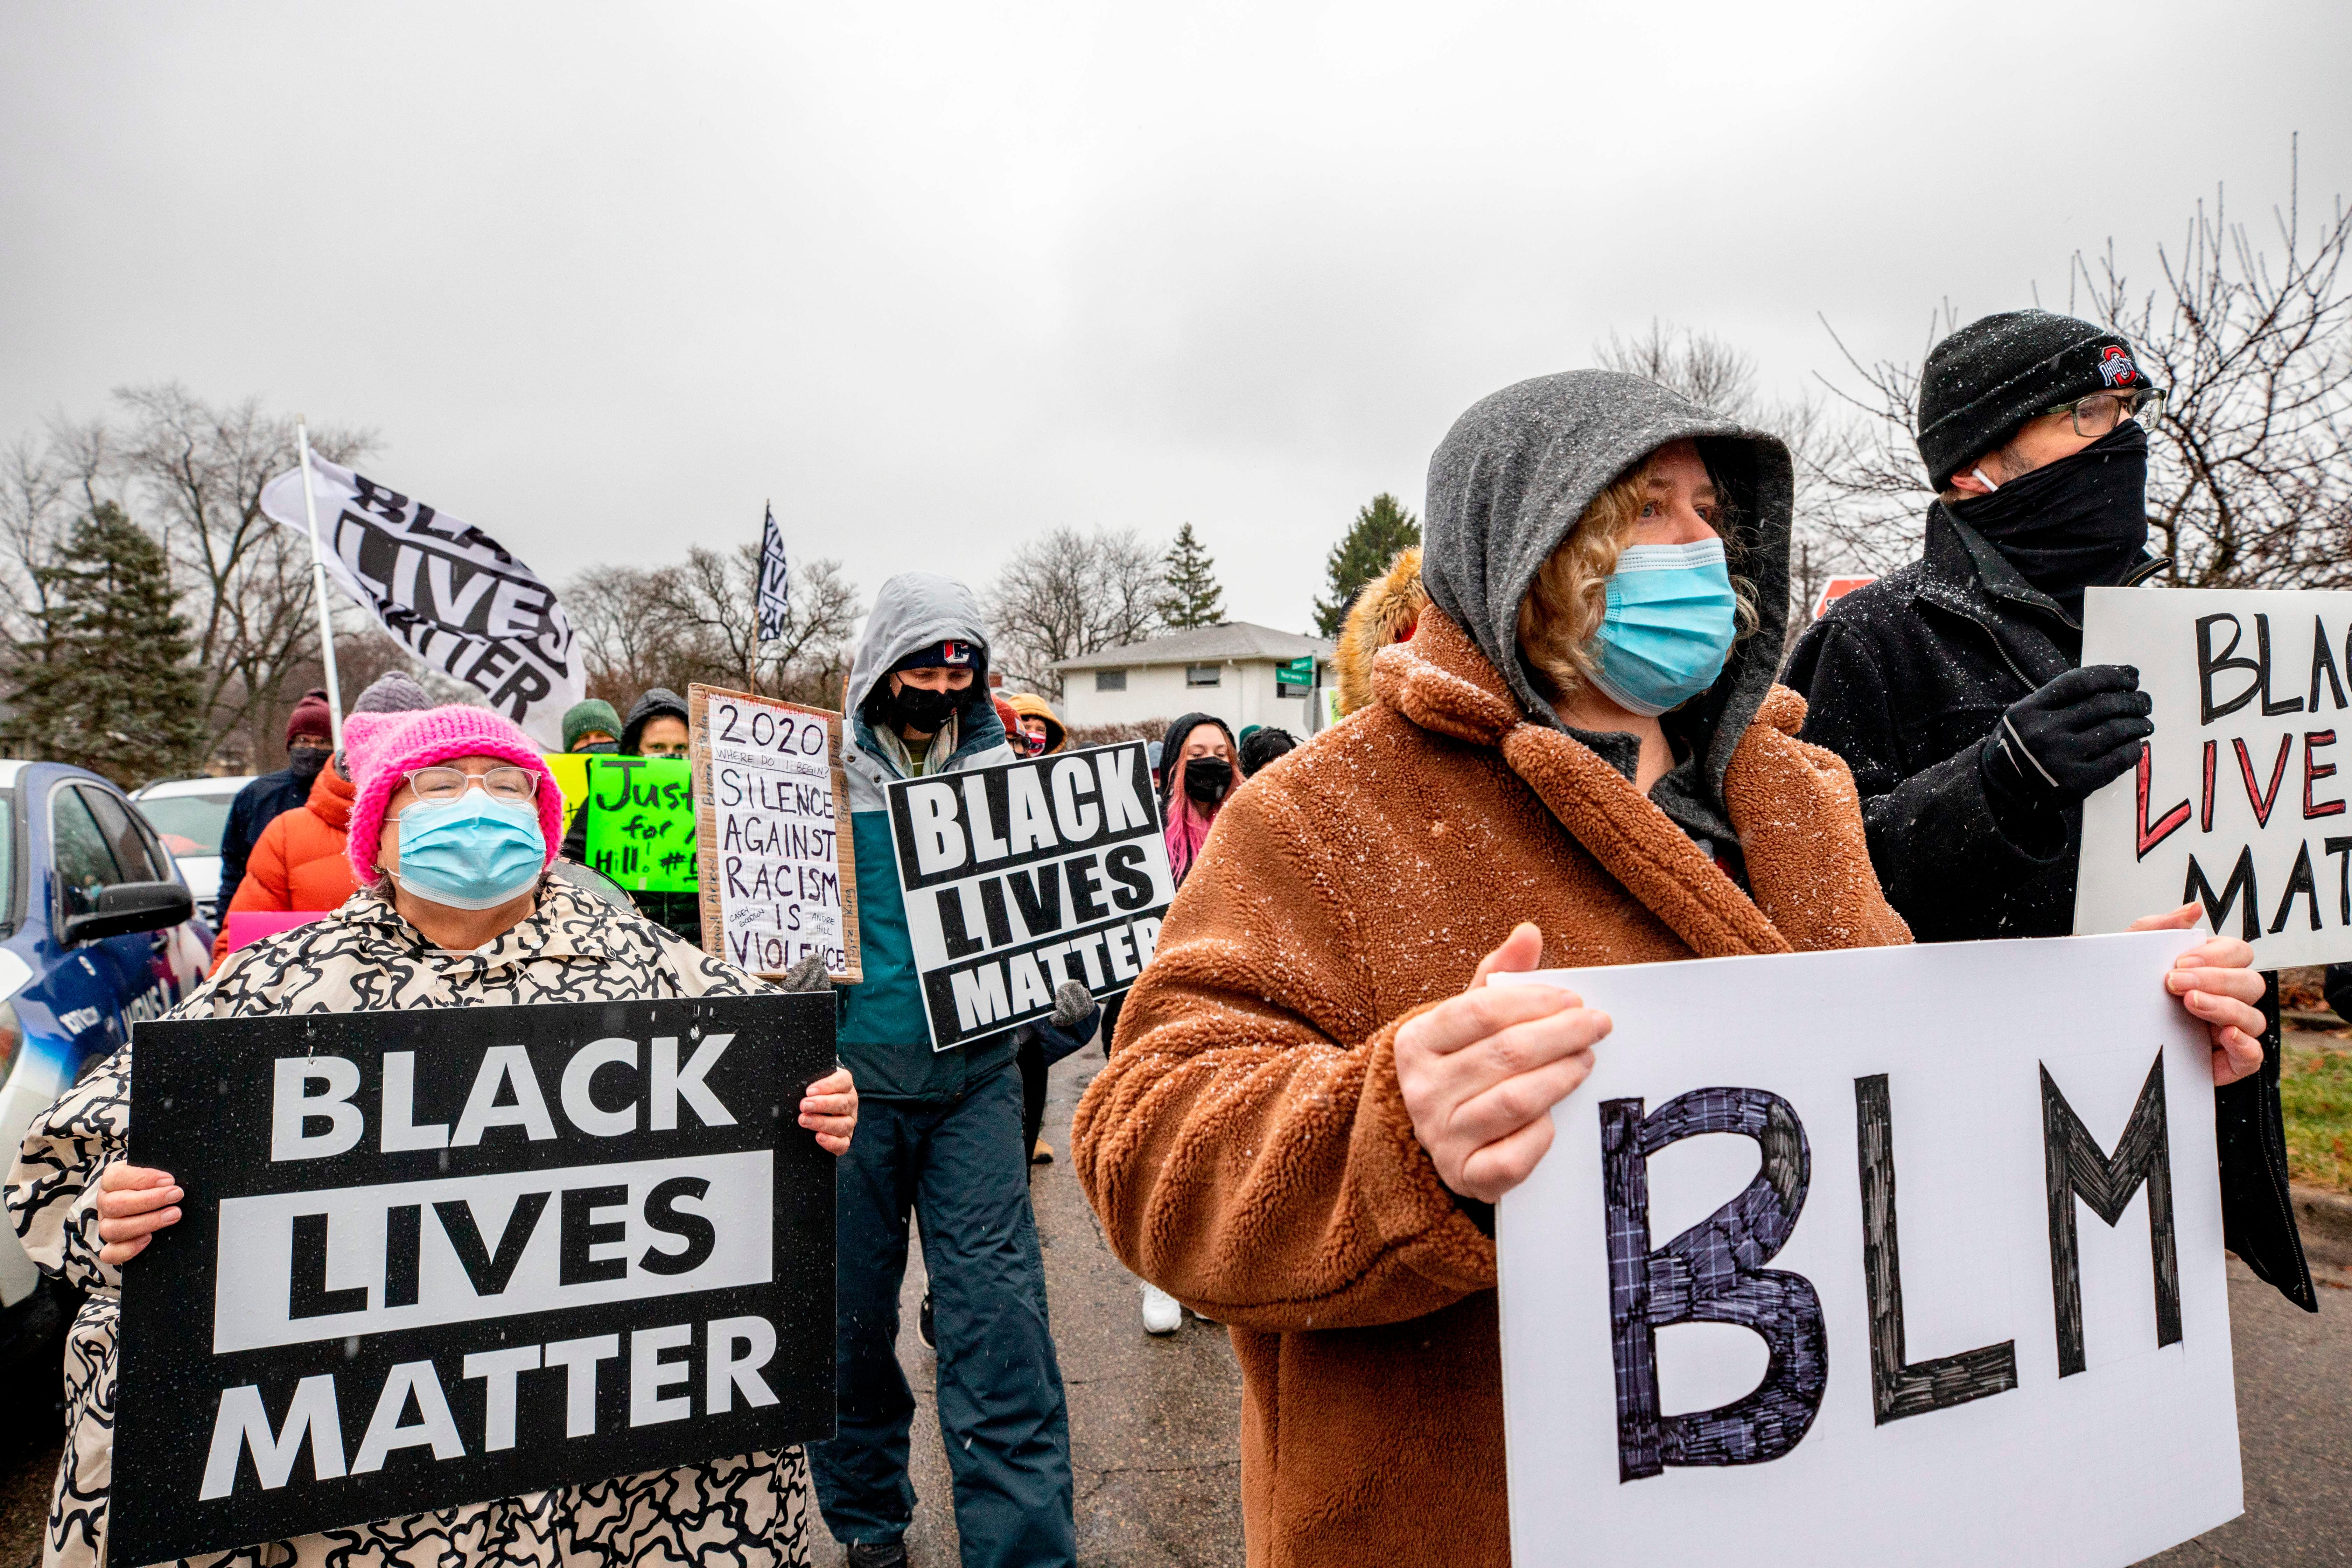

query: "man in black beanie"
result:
(1787, 309), (2166, 941)
(1786, 309), (2313, 1308)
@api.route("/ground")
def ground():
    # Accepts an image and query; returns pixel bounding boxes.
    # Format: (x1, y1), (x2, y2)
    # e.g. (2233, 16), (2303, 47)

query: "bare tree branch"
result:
(987, 527), (1165, 699)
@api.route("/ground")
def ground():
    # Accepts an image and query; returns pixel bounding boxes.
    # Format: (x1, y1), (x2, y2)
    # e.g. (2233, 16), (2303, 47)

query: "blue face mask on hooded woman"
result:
(393, 790), (546, 910)
(1585, 538), (1740, 718)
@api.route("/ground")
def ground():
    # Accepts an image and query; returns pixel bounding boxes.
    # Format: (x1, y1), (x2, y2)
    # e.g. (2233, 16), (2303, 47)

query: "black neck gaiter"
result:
(1949, 421), (2150, 609)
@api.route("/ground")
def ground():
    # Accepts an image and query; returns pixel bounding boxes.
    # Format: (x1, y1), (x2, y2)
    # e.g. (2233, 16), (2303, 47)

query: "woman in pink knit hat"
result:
(9, 703), (858, 1568)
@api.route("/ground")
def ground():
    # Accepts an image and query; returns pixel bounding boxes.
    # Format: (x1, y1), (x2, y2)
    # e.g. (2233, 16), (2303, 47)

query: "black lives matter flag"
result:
(111, 994), (836, 1563)
(756, 504), (790, 644)
(887, 741), (1175, 1050)
(261, 456), (585, 748)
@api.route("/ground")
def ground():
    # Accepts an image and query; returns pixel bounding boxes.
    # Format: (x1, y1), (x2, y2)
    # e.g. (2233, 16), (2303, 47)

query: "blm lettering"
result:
(887, 743), (1174, 1049)
(1600, 1087), (1827, 1481)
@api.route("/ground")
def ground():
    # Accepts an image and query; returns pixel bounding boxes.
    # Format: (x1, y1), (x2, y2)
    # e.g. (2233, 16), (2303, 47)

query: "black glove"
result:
(1979, 664), (2153, 827)
(1050, 979), (1097, 1031)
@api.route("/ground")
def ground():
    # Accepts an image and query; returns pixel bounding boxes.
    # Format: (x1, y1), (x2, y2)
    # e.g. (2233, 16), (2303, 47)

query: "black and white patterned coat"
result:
(5, 876), (813, 1568)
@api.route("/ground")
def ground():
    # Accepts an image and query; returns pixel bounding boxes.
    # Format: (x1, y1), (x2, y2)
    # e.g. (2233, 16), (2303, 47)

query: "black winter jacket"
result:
(214, 765), (314, 922)
(1786, 502), (2315, 1311)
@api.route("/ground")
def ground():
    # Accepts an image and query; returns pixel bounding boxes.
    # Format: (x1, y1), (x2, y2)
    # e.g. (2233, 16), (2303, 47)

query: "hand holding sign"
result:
(94, 1162), (183, 1264)
(1394, 923), (1609, 1204)
(2128, 902), (2266, 1083)
(797, 1067), (858, 1156)
(1984, 664), (2153, 821)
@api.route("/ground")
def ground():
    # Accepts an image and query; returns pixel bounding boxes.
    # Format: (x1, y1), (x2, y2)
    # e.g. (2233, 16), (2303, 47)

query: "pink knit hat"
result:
(345, 705), (564, 888)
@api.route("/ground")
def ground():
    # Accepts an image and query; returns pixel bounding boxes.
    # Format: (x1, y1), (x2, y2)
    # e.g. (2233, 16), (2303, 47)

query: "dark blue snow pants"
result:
(811, 1060), (1076, 1567)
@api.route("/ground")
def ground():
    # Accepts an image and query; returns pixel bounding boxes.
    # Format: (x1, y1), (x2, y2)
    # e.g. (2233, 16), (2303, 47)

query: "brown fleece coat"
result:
(1333, 545), (1426, 717)
(1072, 609), (1909, 1567)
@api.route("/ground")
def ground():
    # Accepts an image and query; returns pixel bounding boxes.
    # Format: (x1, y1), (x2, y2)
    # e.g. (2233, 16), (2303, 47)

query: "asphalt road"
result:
(1, 1049), (2342, 1567)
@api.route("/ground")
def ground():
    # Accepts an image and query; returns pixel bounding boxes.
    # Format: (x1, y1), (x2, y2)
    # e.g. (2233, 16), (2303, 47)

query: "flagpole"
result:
(294, 417), (345, 750)
(747, 497), (767, 699)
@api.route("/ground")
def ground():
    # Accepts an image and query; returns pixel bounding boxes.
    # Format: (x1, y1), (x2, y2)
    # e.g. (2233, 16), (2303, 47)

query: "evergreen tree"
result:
(1158, 523), (1225, 629)
(9, 503), (207, 787)
(1311, 492), (1421, 637)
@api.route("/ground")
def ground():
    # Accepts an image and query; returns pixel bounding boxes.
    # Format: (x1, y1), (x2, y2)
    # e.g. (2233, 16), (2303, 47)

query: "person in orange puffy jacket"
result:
(208, 674), (436, 971)
(207, 757), (356, 971)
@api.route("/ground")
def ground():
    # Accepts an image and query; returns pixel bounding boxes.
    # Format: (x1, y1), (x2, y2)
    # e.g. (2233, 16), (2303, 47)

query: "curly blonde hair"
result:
(1515, 448), (1759, 704)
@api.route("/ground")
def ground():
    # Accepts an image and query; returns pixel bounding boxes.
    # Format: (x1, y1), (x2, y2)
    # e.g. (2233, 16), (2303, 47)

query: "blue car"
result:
(0, 760), (211, 1415)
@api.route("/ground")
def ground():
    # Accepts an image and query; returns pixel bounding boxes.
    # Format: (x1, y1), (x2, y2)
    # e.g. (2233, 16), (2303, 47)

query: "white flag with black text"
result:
(757, 504), (790, 643)
(259, 456), (584, 747)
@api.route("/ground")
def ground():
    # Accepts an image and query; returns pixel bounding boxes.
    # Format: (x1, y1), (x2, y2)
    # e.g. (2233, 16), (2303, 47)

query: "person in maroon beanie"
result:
(212, 688), (334, 920)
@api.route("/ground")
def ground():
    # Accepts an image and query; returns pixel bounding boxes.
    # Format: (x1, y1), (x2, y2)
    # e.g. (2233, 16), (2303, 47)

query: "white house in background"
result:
(1052, 622), (1335, 737)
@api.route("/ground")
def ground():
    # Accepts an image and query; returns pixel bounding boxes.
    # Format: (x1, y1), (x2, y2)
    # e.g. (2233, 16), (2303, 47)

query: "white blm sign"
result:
(887, 742), (1172, 1050)
(2075, 586), (2352, 966)
(1492, 933), (2239, 1568)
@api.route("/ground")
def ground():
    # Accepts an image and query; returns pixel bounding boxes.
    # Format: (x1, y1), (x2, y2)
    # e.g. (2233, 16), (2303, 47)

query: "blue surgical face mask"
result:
(1586, 538), (1740, 718)
(392, 790), (546, 910)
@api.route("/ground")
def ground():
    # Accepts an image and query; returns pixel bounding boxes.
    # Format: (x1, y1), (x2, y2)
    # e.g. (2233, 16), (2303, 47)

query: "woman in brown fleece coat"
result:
(1072, 371), (2269, 1567)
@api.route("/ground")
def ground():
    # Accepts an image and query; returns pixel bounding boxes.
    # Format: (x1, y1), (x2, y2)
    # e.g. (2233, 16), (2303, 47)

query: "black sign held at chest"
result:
(111, 994), (836, 1563)
(886, 743), (1177, 1050)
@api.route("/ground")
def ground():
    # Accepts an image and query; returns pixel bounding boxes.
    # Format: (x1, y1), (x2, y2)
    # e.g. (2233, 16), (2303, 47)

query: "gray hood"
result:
(1422, 369), (1793, 811)
(845, 570), (996, 720)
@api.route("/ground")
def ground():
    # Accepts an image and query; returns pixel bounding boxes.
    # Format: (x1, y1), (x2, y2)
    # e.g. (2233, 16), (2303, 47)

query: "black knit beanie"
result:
(1915, 310), (2157, 489)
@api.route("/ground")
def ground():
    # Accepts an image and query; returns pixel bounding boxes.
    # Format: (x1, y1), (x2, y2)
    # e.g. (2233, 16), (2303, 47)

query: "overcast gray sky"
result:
(5, 1), (2349, 635)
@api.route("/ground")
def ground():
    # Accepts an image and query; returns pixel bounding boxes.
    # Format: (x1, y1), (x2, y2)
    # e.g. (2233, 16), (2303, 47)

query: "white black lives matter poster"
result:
(2076, 585), (2352, 967)
(887, 742), (1172, 1049)
(110, 995), (836, 1563)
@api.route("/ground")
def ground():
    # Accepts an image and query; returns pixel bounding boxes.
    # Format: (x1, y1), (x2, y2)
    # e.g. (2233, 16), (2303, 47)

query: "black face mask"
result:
(288, 746), (330, 786)
(578, 741), (620, 755)
(1182, 756), (1232, 805)
(1949, 421), (2150, 606)
(881, 680), (961, 736)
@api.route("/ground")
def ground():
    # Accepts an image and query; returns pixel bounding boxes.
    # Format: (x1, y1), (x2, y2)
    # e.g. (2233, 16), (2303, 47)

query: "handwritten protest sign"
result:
(581, 757), (697, 893)
(2076, 586), (2352, 967)
(887, 741), (1172, 1050)
(1492, 933), (2238, 1568)
(111, 994), (837, 1563)
(688, 686), (860, 982)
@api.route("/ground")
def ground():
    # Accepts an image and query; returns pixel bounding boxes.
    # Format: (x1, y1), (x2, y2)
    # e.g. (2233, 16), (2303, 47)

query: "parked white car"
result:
(130, 775), (257, 908)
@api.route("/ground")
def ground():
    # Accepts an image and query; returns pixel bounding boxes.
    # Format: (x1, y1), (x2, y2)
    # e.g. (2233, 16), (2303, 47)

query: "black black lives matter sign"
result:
(112, 994), (835, 1564)
(887, 742), (1174, 1049)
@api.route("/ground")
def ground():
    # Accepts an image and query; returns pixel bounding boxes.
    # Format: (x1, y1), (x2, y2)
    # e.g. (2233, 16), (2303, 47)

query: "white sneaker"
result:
(1141, 1282), (1182, 1335)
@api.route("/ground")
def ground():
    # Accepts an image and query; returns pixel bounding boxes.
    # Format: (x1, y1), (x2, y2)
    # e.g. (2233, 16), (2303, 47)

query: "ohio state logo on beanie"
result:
(2098, 345), (2141, 387)
(895, 638), (977, 672)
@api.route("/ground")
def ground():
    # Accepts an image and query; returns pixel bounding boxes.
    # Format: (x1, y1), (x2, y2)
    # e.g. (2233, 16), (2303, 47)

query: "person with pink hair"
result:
(10, 703), (859, 1568)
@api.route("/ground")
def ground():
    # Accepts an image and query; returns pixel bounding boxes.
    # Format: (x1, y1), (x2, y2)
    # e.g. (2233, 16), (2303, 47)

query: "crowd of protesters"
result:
(3, 306), (2330, 1568)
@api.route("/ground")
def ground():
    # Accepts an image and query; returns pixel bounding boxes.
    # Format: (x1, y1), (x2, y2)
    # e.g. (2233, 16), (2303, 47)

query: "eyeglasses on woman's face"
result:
(402, 765), (539, 805)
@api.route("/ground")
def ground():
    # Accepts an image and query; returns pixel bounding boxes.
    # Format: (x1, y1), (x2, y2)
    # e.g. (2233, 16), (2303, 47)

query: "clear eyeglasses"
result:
(2043, 388), (2165, 439)
(403, 765), (540, 804)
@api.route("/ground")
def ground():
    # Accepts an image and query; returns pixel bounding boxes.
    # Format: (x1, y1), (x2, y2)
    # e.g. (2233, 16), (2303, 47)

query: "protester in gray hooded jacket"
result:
(814, 572), (1079, 1568)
